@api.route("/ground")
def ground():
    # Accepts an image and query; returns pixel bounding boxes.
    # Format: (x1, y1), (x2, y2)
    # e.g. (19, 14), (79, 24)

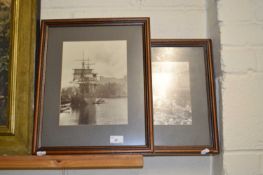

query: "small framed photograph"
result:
(33, 18), (153, 154)
(151, 39), (219, 155)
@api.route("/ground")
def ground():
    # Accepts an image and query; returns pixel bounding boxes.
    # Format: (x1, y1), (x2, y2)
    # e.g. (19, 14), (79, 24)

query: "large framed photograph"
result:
(151, 39), (219, 155)
(0, 0), (36, 154)
(33, 18), (153, 154)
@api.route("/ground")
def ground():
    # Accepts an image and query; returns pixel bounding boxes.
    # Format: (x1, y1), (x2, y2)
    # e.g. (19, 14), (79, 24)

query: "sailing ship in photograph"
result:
(59, 41), (128, 126)
(71, 58), (98, 107)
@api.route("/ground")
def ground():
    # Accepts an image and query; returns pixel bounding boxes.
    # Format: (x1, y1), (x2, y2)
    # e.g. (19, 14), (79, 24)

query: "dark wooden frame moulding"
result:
(151, 39), (219, 155)
(33, 18), (153, 155)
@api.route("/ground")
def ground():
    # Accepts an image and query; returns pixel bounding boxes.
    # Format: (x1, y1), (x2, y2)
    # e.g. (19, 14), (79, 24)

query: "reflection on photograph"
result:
(152, 60), (192, 126)
(0, 0), (11, 125)
(59, 41), (128, 126)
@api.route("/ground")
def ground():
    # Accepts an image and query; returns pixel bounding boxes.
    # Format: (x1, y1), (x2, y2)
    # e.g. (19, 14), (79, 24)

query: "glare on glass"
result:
(152, 47), (192, 125)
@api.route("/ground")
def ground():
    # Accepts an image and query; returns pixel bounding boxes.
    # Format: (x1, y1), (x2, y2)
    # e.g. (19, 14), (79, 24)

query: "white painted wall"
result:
(217, 0), (263, 174)
(41, 0), (207, 38)
(206, 1), (223, 175)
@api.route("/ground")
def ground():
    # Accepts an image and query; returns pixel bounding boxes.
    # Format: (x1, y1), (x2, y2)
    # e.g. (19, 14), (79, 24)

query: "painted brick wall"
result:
(217, 0), (263, 174)
(206, 0), (223, 175)
(41, 0), (207, 38)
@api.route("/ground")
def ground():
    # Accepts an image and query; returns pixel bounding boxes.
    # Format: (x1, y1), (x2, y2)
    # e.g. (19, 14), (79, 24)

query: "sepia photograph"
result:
(59, 40), (128, 126)
(0, 0), (11, 125)
(152, 47), (192, 125)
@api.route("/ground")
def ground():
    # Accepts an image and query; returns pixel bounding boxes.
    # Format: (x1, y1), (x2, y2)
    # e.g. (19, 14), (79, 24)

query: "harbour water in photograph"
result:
(59, 98), (127, 125)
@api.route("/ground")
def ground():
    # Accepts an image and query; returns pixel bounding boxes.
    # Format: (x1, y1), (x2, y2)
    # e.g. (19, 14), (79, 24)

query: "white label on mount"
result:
(110, 136), (124, 144)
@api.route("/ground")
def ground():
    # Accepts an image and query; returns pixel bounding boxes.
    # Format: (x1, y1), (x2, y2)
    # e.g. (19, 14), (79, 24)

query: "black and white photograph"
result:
(152, 47), (192, 125)
(59, 40), (128, 126)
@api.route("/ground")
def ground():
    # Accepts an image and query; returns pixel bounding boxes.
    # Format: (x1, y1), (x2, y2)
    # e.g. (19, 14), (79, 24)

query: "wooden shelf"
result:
(0, 154), (143, 169)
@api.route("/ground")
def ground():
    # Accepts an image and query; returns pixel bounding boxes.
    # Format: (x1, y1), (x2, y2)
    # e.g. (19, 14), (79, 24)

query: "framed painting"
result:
(0, 0), (36, 154)
(151, 39), (219, 155)
(33, 18), (153, 154)
(0, 0), (10, 130)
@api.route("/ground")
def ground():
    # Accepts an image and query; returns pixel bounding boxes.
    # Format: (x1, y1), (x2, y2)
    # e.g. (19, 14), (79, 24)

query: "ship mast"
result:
(72, 51), (98, 99)
(82, 52), (85, 69)
(80, 51), (94, 70)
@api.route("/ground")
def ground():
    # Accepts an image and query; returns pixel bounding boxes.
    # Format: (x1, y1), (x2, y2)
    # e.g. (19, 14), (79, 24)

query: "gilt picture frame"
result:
(33, 18), (153, 154)
(0, 0), (36, 154)
(151, 39), (219, 155)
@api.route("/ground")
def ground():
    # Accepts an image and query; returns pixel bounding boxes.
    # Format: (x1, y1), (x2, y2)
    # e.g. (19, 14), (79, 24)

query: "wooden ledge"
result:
(0, 154), (143, 169)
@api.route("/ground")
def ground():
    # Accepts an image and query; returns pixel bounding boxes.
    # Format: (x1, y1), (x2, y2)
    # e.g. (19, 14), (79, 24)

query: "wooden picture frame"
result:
(151, 39), (219, 155)
(0, 0), (36, 154)
(33, 18), (153, 155)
